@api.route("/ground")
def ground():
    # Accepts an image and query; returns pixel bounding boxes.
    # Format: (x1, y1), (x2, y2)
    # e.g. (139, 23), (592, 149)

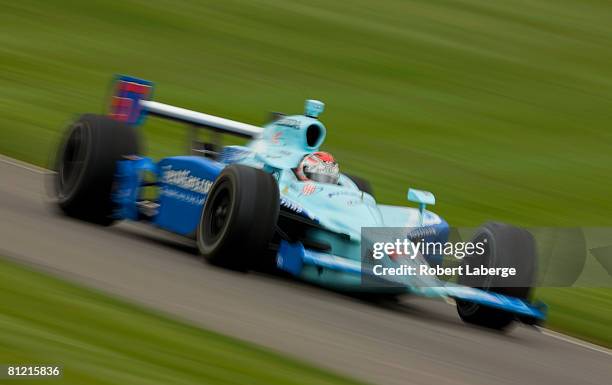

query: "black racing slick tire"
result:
(55, 114), (140, 225)
(345, 173), (374, 197)
(197, 164), (280, 271)
(456, 222), (537, 330)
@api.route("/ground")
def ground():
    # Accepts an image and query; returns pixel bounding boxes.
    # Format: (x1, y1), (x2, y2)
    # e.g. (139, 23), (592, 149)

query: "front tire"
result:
(197, 165), (280, 271)
(456, 222), (537, 330)
(54, 114), (139, 225)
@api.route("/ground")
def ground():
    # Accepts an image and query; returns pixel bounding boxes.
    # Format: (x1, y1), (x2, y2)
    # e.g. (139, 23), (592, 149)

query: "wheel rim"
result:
(58, 123), (90, 200)
(203, 180), (233, 245)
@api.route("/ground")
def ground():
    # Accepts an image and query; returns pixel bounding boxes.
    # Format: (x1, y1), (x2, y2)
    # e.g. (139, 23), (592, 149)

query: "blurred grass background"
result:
(0, 258), (366, 385)
(0, 1), (610, 346)
(2, 0), (612, 225)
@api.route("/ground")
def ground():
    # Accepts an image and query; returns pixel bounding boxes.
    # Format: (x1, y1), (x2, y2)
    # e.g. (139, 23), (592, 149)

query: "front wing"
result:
(277, 240), (546, 321)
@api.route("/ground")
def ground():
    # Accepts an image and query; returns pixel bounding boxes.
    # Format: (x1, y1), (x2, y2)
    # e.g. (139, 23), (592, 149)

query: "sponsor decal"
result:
(276, 118), (301, 129)
(327, 190), (362, 199)
(302, 183), (318, 196)
(161, 166), (213, 194)
(220, 147), (252, 163)
(159, 187), (205, 205)
(280, 197), (305, 213)
(272, 131), (283, 144)
(345, 199), (362, 206)
(406, 226), (437, 241)
(280, 197), (318, 222)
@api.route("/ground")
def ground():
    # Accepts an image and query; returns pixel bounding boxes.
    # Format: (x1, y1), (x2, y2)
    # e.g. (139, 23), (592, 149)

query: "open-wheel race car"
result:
(54, 75), (546, 330)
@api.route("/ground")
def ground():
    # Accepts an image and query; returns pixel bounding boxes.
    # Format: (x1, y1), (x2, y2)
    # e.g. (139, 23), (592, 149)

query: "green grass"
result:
(0, 0), (610, 347)
(538, 288), (612, 348)
(0, 257), (367, 385)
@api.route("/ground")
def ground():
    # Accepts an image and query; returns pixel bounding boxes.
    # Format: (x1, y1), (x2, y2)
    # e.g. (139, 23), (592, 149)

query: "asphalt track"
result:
(0, 158), (610, 385)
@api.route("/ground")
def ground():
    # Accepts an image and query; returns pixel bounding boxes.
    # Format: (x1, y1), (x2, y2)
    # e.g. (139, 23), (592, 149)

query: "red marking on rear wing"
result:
(109, 76), (153, 124)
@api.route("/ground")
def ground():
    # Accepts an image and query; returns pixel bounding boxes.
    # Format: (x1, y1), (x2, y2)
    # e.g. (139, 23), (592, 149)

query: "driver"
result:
(295, 151), (340, 184)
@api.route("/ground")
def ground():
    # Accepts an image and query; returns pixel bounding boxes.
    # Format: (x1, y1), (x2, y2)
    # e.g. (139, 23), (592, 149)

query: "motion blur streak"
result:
(1, 1), (612, 225)
(0, 160), (610, 385)
(1, 0), (612, 384)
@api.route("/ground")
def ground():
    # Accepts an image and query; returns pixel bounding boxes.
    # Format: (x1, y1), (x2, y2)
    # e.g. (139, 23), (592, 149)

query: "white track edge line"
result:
(537, 327), (611, 356)
(0, 154), (50, 174)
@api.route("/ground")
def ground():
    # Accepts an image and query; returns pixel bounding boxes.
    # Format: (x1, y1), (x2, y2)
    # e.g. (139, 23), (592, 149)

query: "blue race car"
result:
(54, 75), (546, 330)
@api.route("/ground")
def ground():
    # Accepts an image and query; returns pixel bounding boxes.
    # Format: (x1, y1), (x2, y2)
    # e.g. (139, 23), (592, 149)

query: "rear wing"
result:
(108, 75), (263, 139)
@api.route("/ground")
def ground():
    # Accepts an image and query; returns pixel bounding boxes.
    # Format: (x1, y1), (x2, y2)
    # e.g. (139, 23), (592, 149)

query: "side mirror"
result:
(407, 188), (436, 226)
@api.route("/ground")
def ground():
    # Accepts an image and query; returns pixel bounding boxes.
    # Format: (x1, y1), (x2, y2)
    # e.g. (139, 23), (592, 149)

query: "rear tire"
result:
(197, 165), (280, 271)
(456, 222), (536, 330)
(55, 114), (139, 225)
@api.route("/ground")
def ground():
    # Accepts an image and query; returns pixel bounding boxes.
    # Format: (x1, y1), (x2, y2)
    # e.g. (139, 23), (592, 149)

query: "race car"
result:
(54, 75), (546, 330)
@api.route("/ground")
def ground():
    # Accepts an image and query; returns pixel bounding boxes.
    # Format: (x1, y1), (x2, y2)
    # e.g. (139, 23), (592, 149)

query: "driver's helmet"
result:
(295, 151), (340, 184)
